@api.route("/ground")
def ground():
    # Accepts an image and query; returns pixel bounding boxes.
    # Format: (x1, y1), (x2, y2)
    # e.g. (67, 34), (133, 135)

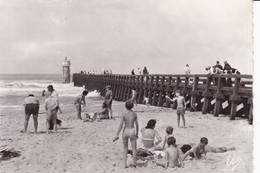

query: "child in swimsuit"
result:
(155, 137), (183, 169)
(166, 90), (186, 128)
(158, 126), (175, 150)
(113, 100), (139, 168)
(182, 137), (208, 161)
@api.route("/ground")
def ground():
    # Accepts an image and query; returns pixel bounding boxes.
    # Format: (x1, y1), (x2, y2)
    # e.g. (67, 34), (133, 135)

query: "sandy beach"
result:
(0, 97), (253, 173)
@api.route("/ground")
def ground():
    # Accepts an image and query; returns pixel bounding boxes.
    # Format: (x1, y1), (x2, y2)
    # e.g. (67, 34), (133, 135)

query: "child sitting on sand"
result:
(165, 90), (186, 128)
(155, 137), (183, 169)
(158, 126), (175, 150)
(182, 137), (208, 161)
(113, 100), (139, 168)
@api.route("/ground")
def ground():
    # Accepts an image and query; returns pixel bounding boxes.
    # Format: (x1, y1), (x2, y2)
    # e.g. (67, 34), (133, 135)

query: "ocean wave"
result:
(0, 80), (91, 97)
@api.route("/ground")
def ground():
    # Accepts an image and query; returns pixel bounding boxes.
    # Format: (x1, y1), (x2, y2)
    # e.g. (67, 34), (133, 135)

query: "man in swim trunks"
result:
(166, 90), (186, 127)
(113, 100), (139, 168)
(104, 85), (113, 119)
(23, 94), (39, 133)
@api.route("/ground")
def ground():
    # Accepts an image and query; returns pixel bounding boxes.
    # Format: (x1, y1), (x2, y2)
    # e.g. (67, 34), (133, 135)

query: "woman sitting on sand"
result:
(140, 119), (162, 152)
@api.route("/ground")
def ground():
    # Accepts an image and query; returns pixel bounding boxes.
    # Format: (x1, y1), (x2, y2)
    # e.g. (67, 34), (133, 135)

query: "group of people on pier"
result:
(131, 67), (149, 75)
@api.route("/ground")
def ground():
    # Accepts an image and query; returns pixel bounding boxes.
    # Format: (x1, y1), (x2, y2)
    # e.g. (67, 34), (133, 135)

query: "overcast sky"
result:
(0, 0), (253, 74)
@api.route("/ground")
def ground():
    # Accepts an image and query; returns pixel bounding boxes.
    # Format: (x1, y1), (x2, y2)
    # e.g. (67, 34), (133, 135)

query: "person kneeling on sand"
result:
(45, 92), (58, 134)
(155, 137), (183, 169)
(182, 137), (208, 161)
(23, 94), (39, 133)
(92, 101), (109, 120)
(113, 100), (139, 168)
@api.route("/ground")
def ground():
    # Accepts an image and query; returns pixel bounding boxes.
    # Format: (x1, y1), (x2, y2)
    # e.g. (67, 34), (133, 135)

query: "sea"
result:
(0, 74), (100, 113)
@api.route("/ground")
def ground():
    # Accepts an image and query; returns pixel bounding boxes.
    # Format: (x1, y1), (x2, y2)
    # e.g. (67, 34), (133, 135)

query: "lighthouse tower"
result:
(62, 57), (71, 83)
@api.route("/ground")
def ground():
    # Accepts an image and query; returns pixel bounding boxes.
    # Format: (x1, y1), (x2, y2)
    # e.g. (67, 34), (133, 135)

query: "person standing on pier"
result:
(223, 60), (232, 74)
(105, 85), (113, 119)
(143, 67), (149, 75)
(131, 69), (135, 75)
(184, 64), (191, 74)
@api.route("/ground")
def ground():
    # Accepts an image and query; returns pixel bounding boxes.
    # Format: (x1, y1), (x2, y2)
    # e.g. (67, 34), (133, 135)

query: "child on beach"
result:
(143, 96), (150, 107)
(158, 126), (175, 150)
(181, 143), (235, 155)
(165, 90), (186, 128)
(74, 90), (89, 120)
(182, 137), (208, 161)
(113, 100), (139, 168)
(155, 137), (183, 169)
(23, 94), (39, 133)
(131, 89), (137, 106)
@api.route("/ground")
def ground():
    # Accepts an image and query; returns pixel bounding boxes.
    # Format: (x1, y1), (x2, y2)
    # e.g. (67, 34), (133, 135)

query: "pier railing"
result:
(73, 73), (253, 124)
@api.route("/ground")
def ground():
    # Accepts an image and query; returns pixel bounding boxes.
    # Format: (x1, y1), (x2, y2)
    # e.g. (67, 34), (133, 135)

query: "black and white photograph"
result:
(0, 0), (258, 172)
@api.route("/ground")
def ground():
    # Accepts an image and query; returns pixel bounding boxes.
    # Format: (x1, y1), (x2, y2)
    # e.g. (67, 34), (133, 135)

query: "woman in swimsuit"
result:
(140, 119), (162, 152)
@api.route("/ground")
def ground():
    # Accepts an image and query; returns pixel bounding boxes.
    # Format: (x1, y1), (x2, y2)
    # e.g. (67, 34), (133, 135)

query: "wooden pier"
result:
(73, 74), (253, 124)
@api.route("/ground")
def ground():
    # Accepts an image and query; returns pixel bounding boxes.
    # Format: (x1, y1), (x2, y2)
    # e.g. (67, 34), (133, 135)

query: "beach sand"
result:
(0, 99), (253, 173)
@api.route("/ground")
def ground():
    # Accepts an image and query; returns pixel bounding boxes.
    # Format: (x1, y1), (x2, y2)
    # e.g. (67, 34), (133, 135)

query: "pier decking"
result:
(73, 74), (253, 124)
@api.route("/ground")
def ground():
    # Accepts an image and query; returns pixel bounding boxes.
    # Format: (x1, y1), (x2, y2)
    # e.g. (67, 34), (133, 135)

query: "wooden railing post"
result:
(148, 76), (154, 105)
(165, 76), (172, 108)
(190, 76), (199, 112)
(158, 76), (165, 107)
(152, 76), (159, 106)
(213, 75), (225, 116)
(202, 76), (213, 114)
(229, 77), (242, 120)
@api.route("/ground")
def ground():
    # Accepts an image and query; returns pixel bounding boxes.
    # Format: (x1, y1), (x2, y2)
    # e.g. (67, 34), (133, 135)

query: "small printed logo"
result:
(224, 154), (240, 172)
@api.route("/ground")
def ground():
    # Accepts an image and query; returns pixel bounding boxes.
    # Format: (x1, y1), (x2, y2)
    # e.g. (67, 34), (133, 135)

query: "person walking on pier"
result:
(105, 85), (113, 119)
(165, 90), (186, 128)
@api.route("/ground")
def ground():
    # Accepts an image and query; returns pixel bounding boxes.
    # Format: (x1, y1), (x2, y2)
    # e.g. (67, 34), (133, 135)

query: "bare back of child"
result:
(156, 137), (183, 169)
(114, 100), (139, 168)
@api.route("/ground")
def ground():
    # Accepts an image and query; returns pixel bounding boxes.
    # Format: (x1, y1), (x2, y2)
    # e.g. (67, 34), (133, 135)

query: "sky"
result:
(0, 0), (253, 74)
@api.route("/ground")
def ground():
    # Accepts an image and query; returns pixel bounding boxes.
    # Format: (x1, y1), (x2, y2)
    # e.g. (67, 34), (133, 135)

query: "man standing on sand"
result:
(23, 94), (39, 133)
(45, 91), (58, 134)
(105, 85), (113, 119)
